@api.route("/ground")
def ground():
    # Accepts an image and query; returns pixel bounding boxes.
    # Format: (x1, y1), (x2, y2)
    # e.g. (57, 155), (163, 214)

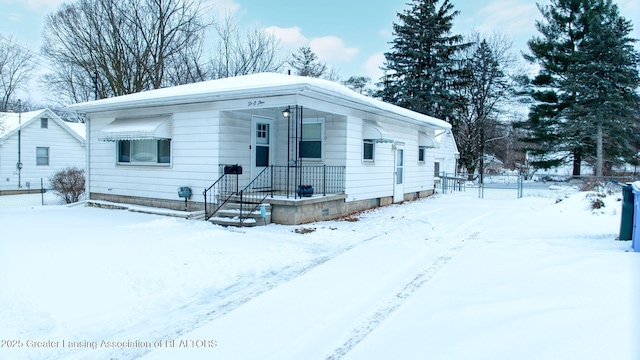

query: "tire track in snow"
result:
(106, 223), (410, 360)
(324, 211), (494, 360)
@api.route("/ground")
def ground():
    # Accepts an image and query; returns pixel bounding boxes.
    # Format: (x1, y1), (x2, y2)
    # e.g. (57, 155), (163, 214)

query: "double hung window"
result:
(299, 118), (324, 159)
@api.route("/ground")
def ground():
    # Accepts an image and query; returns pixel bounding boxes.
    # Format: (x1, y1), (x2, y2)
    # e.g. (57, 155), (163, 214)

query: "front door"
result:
(251, 116), (273, 178)
(393, 144), (404, 203)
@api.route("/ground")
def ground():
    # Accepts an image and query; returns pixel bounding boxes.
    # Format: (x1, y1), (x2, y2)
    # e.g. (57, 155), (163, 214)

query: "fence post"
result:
(323, 165), (327, 196)
(270, 165), (274, 198)
(518, 175), (523, 198)
(41, 178), (44, 206)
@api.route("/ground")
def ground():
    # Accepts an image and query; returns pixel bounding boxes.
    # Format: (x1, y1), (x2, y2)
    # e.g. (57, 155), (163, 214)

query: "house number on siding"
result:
(248, 100), (265, 107)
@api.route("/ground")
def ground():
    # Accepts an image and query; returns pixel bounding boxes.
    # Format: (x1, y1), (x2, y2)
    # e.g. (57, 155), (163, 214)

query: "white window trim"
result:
(418, 146), (427, 164)
(363, 139), (375, 163)
(36, 147), (49, 166)
(116, 139), (172, 166)
(299, 117), (324, 161)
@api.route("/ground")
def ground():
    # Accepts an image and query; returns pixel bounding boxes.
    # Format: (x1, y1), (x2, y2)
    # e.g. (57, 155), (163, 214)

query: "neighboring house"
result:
(483, 154), (504, 175)
(526, 151), (593, 180)
(67, 73), (452, 225)
(0, 109), (86, 191)
(434, 129), (459, 176)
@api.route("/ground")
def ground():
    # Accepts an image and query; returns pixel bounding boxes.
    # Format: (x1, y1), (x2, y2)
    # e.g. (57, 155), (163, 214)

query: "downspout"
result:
(86, 116), (90, 201)
(78, 112), (90, 201)
(86, 117), (90, 201)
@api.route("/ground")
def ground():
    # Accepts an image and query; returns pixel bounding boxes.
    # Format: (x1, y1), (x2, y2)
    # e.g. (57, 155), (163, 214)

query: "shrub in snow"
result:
(49, 167), (86, 203)
(590, 198), (605, 210)
(584, 192), (607, 210)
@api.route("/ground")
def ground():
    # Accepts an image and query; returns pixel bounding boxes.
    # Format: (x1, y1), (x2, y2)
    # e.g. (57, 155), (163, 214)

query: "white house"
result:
(0, 109), (86, 192)
(67, 73), (453, 225)
(434, 129), (459, 176)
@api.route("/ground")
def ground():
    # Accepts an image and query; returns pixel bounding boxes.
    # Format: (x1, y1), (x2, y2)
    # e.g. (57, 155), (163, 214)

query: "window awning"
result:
(98, 116), (172, 142)
(419, 131), (438, 148)
(363, 122), (394, 143)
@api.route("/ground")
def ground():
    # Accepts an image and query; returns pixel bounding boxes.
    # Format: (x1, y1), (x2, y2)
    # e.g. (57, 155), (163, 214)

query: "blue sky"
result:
(1, 0), (639, 83)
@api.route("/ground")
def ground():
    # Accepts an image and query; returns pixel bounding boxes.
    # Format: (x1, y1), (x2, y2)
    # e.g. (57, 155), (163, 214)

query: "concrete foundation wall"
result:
(91, 189), (435, 225)
(91, 192), (204, 212)
(269, 189), (434, 225)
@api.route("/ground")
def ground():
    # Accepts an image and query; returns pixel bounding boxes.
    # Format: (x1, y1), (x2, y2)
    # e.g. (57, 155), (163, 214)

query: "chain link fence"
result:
(436, 173), (639, 199)
(0, 178), (69, 208)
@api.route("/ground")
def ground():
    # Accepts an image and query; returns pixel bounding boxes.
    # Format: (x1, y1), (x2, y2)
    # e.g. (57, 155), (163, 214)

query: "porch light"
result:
(282, 107), (290, 118)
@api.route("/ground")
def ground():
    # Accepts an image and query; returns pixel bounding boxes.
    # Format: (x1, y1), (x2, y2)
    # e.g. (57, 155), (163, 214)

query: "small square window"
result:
(418, 147), (426, 162)
(363, 140), (375, 161)
(41, 118), (48, 128)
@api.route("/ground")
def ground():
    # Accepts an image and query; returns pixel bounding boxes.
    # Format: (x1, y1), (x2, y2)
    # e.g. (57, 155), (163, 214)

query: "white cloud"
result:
(309, 36), (358, 63)
(206, 0), (240, 17)
(363, 52), (386, 80)
(378, 28), (393, 40)
(8, 12), (23, 22)
(4, 0), (66, 11)
(264, 26), (308, 49)
(476, 0), (539, 36)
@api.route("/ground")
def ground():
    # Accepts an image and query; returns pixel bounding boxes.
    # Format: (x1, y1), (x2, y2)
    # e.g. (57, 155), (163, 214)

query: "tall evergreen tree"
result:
(518, 0), (640, 176)
(377, 0), (469, 120)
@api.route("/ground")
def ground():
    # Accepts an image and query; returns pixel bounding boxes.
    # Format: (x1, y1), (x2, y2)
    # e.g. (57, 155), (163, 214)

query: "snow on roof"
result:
(65, 122), (87, 140)
(0, 109), (86, 141)
(67, 73), (451, 130)
(0, 110), (47, 135)
(0, 109), (47, 136)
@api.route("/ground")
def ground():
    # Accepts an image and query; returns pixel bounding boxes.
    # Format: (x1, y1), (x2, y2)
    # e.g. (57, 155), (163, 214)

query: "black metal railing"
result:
(203, 165), (345, 223)
(237, 167), (272, 225)
(270, 165), (345, 198)
(203, 172), (239, 221)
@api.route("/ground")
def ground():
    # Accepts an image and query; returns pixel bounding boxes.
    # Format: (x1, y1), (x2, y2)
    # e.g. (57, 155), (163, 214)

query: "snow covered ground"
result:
(0, 187), (638, 360)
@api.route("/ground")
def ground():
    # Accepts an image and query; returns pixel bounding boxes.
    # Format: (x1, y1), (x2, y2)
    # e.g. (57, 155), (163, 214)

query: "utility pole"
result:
(17, 99), (22, 188)
(479, 118), (485, 185)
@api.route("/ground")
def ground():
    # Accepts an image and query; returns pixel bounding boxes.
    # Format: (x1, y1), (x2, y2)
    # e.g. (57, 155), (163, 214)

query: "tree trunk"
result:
(572, 152), (581, 176)
(596, 121), (603, 178)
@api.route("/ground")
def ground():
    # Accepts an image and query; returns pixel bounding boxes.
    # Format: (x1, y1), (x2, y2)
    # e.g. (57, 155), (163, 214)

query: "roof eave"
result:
(67, 81), (451, 131)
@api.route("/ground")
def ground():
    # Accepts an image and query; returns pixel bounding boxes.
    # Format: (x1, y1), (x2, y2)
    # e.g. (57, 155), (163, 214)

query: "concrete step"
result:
(210, 216), (268, 227)
(215, 209), (271, 224)
(220, 202), (271, 211)
(189, 210), (206, 220)
(208, 202), (271, 227)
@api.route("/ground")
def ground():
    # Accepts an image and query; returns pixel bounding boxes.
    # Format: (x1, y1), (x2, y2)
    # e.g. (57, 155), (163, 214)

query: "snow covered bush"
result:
(49, 166), (85, 203)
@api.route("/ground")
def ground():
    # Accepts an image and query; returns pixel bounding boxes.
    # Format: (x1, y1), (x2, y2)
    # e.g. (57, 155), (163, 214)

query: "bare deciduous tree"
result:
(452, 31), (518, 177)
(0, 34), (35, 111)
(42, 0), (210, 103)
(210, 14), (286, 79)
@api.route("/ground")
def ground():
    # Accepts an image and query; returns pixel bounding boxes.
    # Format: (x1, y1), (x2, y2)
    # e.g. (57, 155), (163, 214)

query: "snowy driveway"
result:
(1, 190), (638, 360)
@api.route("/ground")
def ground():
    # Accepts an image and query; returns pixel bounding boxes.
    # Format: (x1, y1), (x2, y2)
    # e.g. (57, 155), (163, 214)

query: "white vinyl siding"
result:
(345, 117), (436, 202)
(0, 112), (85, 188)
(88, 110), (220, 200)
